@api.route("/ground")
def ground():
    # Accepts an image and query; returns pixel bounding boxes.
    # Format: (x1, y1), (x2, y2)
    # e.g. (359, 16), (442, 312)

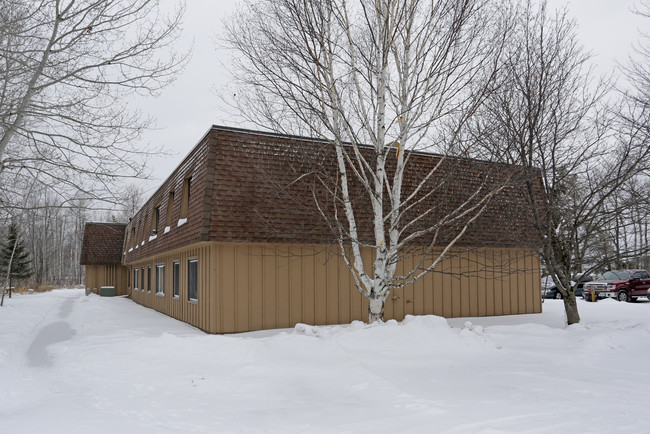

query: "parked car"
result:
(583, 270), (650, 302)
(542, 274), (592, 299)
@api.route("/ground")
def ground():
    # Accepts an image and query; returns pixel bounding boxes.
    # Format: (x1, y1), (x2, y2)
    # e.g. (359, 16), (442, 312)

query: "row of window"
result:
(130, 259), (198, 301)
(128, 176), (192, 250)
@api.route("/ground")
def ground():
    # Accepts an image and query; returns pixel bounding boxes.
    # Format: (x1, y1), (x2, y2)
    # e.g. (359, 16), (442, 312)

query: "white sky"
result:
(133, 0), (647, 196)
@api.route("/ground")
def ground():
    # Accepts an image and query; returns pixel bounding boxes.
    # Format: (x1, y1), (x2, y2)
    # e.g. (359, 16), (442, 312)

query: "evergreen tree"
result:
(0, 222), (33, 298)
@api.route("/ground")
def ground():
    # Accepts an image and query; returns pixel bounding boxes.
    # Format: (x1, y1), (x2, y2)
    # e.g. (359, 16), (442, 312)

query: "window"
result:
(165, 191), (175, 227)
(140, 267), (144, 292)
(156, 264), (165, 294)
(142, 215), (149, 242)
(180, 176), (192, 219)
(134, 268), (139, 290)
(173, 261), (180, 298)
(152, 206), (160, 235)
(130, 227), (136, 249)
(147, 266), (152, 292)
(127, 268), (131, 289)
(188, 259), (198, 301)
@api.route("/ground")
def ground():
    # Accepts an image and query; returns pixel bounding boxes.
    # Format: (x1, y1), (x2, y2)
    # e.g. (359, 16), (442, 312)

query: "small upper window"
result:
(165, 191), (175, 227)
(180, 176), (192, 219)
(152, 206), (160, 235)
(142, 215), (148, 242)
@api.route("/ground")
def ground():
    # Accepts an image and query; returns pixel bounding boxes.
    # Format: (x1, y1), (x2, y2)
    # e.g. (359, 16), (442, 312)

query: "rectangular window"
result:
(188, 259), (198, 301)
(165, 191), (175, 227)
(152, 206), (160, 235)
(134, 268), (139, 290)
(173, 261), (180, 298)
(142, 215), (148, 242)
(127, 268), (131, 289)
(180, 176), (192, 219)
(147, 266), (152, 292)
(156, 264), (165, 294)
(131, 227), (136, 248)
(141, 267), (144, 292)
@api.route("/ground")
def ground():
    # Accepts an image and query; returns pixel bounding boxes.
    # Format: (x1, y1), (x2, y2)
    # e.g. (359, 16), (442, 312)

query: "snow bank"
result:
(1, 290), (650, 433)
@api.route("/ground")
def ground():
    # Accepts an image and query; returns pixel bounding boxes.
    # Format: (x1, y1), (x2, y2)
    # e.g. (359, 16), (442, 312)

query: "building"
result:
(81, 125), (542, 333)
(80, 222), (128, 296)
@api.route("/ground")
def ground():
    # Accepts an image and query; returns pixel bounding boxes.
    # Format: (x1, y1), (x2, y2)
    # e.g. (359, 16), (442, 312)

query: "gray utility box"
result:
(99, 286), (115, 297)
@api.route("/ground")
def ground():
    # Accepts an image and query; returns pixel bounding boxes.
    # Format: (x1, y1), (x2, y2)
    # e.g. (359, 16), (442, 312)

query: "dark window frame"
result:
(152, 206), (160, 235)
(173, 261), (180, 298)
(156, 264), (165, 294)
(188, 258), (198, 301)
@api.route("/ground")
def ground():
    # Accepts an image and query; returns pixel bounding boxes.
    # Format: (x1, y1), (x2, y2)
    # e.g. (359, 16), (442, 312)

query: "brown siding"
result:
(84, 265), (128, 296)
(127, 241), (541, 334)
(129, 243), (215, 332)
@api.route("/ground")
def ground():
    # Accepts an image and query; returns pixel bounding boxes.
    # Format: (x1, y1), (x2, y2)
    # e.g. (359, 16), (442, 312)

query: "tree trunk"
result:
(563, 293), (580, 325)
(368, 294), (387, 324)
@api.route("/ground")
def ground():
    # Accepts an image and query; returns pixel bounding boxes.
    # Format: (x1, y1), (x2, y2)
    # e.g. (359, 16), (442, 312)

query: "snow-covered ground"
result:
(1, 289), (649, 433)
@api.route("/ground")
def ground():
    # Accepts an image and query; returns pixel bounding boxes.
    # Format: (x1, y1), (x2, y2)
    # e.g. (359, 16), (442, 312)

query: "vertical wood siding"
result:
(129, 243), (214, 332)
(127, 242), (541, 334)
(84, 265), (128, 296)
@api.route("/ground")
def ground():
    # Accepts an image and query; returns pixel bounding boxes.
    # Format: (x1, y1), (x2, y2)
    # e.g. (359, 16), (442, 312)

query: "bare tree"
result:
(621, 0), (650, 126)
(225, 0), (520, 322)
(115, 183), (146, 223)
(0, 0), (187, 210)
(473, 0), (650, 325)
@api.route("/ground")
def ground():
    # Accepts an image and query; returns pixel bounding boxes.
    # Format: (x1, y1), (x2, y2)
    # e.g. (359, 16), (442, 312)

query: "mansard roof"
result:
(122, 126), (540, 264)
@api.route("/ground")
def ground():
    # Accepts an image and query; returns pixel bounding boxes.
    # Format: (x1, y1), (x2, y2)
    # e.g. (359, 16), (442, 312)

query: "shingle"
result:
(121, 126), (542, 264)
(80, 222), (126, 265)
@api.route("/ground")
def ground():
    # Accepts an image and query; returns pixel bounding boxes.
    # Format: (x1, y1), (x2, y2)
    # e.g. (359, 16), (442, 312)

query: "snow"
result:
(1, 289), (649, 433)
(177, 218), (187, 227)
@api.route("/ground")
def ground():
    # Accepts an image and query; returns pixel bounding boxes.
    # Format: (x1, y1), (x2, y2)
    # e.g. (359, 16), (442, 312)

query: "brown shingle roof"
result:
(123, 126), (541, 263)
(80, 222), (126, 265)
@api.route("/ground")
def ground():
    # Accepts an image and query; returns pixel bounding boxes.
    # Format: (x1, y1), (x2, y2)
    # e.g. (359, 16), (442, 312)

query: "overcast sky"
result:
(132, 0), (647, 195)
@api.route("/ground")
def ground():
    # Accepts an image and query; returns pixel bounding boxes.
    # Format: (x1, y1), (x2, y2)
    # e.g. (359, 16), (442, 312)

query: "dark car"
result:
(542, 274), (593, 299)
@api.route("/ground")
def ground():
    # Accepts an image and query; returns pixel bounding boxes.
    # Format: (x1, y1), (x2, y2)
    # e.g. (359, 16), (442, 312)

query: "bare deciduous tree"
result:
(225, 0), (518, 322)
(0, 0), (187, 209)
(473, 0), (650, 325)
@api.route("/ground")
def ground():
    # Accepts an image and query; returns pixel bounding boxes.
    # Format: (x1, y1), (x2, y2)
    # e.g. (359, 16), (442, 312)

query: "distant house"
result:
(80, 222), (128, 296)
(80, 125), (542, 333)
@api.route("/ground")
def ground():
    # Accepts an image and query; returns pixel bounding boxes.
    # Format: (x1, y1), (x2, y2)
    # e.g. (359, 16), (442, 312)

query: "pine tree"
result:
(0, 222), (33, 299)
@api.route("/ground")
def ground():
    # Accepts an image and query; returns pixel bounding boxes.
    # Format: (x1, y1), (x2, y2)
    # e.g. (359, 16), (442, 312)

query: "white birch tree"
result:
(225, 0), (514, 322)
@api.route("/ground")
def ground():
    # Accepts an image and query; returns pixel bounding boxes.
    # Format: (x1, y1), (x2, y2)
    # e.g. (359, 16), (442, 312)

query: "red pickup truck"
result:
(583, 269), (650, 302)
